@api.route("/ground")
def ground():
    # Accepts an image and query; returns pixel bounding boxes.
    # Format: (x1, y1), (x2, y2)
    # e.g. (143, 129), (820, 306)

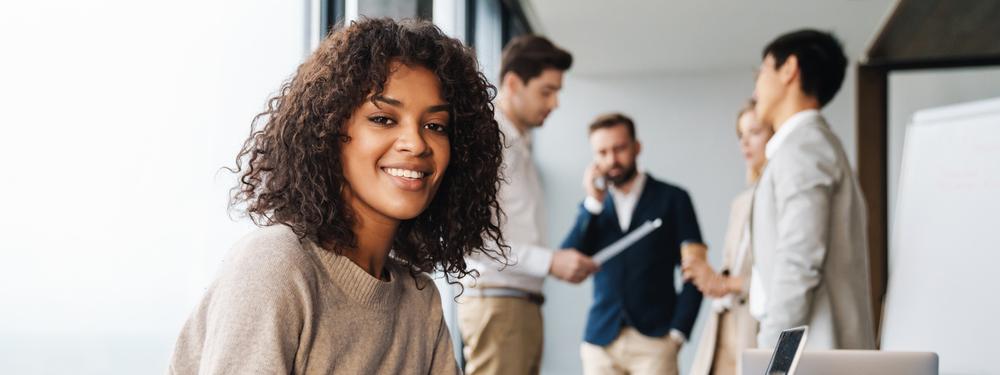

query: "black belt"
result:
(465, 287), (545, 305)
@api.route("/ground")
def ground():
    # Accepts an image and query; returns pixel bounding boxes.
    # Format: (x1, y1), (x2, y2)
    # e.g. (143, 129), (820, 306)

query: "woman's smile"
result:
(380, 164), (433, 192)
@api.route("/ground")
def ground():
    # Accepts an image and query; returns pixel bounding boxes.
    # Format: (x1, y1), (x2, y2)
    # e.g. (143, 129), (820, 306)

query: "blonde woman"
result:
(687, 101), (773, 375)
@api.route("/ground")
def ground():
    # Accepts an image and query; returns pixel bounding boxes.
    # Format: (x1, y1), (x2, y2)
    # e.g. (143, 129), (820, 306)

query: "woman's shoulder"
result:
(222, 225), (314, 282)
(728, 188), (755, 218)
(731, 187), (754, 207)
(232, 224), (306, 256)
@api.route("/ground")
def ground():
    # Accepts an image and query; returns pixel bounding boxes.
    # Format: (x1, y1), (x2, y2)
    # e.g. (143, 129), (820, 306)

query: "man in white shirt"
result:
(458, 35), (597, 375)
(748, 29), (875, 350)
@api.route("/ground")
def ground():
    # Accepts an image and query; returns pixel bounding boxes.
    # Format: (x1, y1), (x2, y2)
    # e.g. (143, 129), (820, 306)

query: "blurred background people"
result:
(686, 100), (772, 375)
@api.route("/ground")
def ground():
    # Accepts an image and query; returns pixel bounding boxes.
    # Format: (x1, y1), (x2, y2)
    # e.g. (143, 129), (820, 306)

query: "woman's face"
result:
(340, 61), (451, 224)
(737, 110), (772, 172)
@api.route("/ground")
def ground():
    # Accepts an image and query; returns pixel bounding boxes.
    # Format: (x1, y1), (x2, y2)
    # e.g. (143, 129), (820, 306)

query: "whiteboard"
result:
(881, 97), (1000, 374)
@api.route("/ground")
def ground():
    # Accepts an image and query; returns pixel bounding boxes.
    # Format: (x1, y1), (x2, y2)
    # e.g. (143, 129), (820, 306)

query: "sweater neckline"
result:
(305, 240), (403, 310)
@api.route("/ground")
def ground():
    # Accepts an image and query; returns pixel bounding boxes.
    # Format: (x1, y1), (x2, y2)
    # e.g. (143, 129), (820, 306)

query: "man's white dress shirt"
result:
(463, 111), (553, 294)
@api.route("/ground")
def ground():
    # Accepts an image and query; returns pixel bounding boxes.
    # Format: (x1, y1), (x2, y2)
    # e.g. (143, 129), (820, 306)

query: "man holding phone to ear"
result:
(562, 113), (705, 375)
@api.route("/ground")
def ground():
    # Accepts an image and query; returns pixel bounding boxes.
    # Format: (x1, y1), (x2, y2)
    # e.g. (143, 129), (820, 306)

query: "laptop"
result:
(742, 349), (939, 375)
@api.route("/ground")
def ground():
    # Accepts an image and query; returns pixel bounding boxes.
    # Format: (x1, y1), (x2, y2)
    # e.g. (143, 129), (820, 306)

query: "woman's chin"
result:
(377, 201), (430, 221)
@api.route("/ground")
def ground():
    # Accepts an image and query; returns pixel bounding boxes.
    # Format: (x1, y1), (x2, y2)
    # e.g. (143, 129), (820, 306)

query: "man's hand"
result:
(681, 258), (714, 283)
(667, 330), (686, 349)
(550, 249), (599, 283)
(698, 274), (734, 298)
(583, 163), (606, 202)
(682, 259), (720, 294)
(683, 260), (743, 298)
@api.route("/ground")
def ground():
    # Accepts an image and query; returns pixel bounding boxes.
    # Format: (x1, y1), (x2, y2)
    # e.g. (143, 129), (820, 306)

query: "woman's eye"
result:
(425, 122), (449, 134)
(368, 115), (395, 126)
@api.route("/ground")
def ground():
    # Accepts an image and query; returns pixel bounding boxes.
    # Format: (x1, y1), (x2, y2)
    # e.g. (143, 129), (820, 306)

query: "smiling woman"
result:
(339, 62), (456, 276)
(168, 18), (506, 374)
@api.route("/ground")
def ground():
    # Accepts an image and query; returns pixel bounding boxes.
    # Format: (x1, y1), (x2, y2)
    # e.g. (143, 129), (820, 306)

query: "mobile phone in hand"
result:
(594, 176), (606, 191)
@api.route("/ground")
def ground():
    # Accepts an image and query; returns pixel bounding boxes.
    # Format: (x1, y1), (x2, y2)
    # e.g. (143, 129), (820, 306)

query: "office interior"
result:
(1, 0), (998, 374)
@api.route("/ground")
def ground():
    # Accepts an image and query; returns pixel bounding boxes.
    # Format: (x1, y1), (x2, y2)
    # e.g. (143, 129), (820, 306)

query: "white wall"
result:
(0, 1), (306, 373)
(533, 68), (857, 374)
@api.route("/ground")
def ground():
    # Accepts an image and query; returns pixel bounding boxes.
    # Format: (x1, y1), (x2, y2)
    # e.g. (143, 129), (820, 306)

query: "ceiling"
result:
(525, 0), (897, 76)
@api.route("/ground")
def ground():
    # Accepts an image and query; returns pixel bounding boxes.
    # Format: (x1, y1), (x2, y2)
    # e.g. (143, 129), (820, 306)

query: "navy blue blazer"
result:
(561, 174), (704, 346)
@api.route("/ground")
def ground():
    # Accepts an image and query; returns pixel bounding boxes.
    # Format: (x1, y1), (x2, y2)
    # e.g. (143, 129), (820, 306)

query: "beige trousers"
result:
(458, 296), (543, 375)
(580, 327), (680, 375)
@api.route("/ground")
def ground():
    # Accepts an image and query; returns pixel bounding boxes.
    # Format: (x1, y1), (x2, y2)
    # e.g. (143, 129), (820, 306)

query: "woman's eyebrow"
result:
(373, 95), (449, 113)
(373, 95), (402, 107)
(427, 103), (451, 113)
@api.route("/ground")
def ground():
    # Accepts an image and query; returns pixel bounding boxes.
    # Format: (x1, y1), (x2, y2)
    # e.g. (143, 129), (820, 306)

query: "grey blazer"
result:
(750, 114), (876, 350)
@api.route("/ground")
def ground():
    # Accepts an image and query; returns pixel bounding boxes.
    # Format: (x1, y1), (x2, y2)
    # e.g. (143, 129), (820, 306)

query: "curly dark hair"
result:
(229, 17), (506, 282)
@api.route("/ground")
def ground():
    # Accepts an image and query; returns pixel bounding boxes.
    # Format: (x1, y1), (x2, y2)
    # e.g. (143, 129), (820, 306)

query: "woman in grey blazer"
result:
(687, 101), (772, 375)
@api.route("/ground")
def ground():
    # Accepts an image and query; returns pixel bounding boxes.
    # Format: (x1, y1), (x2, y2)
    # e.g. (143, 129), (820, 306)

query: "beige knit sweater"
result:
(168, 225), (459, 374)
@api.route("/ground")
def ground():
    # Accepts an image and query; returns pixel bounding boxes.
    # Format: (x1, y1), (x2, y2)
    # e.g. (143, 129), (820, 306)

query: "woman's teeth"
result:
(384, 168), (425, 179)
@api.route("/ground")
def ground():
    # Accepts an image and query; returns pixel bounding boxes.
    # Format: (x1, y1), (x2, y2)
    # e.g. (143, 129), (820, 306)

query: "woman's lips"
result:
(381, 167), (429, 191)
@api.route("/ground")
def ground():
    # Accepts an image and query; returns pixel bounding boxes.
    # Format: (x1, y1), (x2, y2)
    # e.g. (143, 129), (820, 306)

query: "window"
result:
(0, 1), (310, 374)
